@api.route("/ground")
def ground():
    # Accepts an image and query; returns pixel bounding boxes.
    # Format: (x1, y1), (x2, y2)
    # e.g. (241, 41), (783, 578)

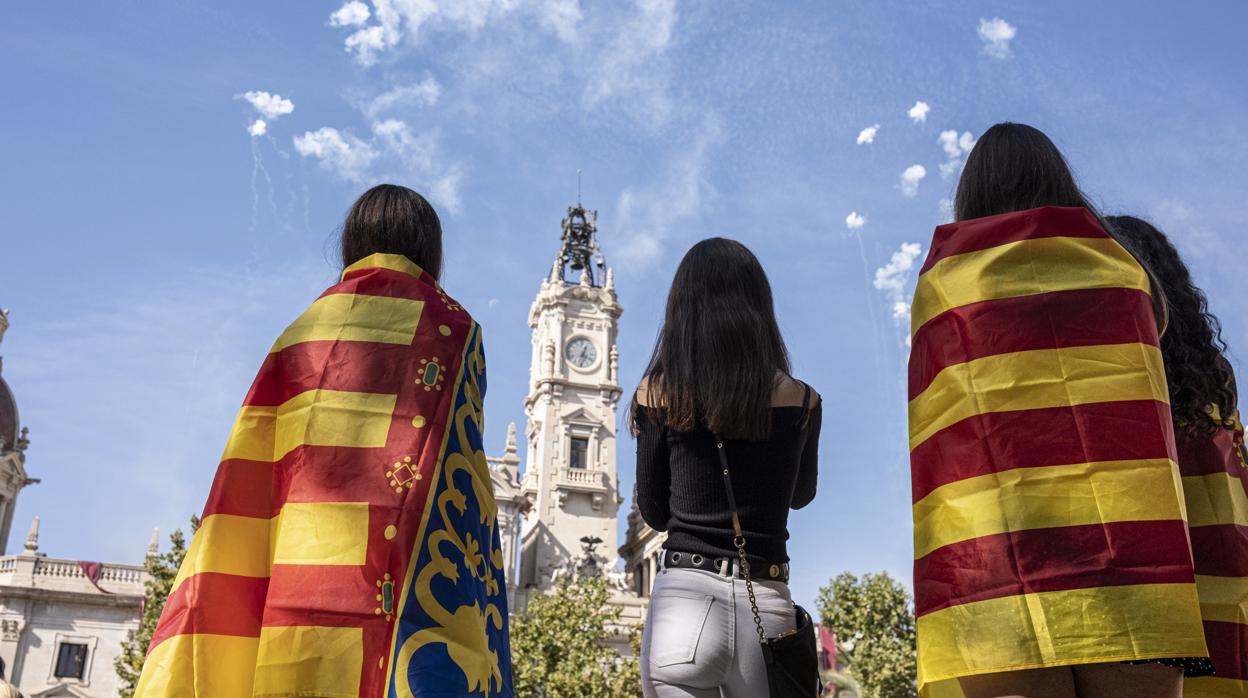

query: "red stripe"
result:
(1191, 524), (1248, 578)
(333, 266), (436, 301)
(909, 288), (1158, 400)
(203, 440), (446, 519)
(913, 520), (1195, 617)
(148, 573), (268, 652)
(1205, 620), (1248, 681)
(911, 400), (1177, 503)
(244, 341), (412, 407)
(261, 564), (395, 628)
(921, 206), (1106, 274)
(1177, 428), (1248, 490)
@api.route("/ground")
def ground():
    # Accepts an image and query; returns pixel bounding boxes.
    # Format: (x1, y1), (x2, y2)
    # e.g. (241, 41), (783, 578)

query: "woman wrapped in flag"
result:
(1111, 215), (1248, 698)
(909, 123), (1209, 698)
(136, 185), (514, 697)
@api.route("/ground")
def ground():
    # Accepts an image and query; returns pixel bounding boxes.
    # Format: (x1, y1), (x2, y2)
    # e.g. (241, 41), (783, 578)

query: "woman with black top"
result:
(632, 237), (822, 697)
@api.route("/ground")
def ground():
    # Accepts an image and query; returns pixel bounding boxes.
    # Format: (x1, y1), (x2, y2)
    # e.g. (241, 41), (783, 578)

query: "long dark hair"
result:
(1107, 216), (1236, 435)
(631, 238), (791, 440)
(341, 184), (443, 278)
(955, 122), (1101, 222)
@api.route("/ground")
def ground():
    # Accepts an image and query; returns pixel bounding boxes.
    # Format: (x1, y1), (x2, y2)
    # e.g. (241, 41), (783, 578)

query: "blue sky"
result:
(2, 1), (1246, 611)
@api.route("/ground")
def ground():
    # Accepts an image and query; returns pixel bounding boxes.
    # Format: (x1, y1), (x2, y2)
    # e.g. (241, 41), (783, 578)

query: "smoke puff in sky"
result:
(908, 101), (930, 123)
(899, 164), (927, 197)
(846, 211), (866, 229)
(978, 17), (1017, 59)
(857, 124), (880, 145)
(243, 91), (295, 120)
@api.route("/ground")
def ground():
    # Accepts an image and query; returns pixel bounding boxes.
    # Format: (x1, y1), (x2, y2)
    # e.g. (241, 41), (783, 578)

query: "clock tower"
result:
(517, 204), (624, 591)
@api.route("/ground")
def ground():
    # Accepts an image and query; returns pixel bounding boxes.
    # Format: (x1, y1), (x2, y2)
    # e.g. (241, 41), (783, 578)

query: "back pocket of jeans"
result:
(648, 591), (714, 667)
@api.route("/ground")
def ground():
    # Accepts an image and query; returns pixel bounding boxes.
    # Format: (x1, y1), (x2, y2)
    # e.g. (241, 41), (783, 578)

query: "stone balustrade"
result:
(0, 554), (148, 597)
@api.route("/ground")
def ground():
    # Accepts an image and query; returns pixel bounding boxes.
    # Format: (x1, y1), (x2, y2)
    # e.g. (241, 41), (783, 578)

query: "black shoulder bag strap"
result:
(714, 435), (769, 644)
(715, 420), (821, 697)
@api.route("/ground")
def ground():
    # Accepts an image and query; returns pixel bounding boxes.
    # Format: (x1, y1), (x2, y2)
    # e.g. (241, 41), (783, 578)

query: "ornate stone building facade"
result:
(0, 311), (149, 697)
(489, 204), (654, 628)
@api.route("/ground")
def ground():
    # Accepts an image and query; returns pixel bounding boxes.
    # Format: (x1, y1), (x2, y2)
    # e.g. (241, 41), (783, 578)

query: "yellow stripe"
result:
(271, 293), (425, 352)
(920, 678), (967, 698)
(342, 252), (425, 280)
(914, 458), (1184, 558)
(134, 633), (259, 697)
(1184, 677), (1248, 698)
(271, 502), (369, 566)
(254, 625), (363, 698)
(916, 583), (1205, 684)
(1196, 574), (1248, 625)
(222, 389), (397, 463)
(1185, 472), (1248, 528)
(172, 514), (271, 593)
(911, 235), (1147, 331)
(909, 343), (1168, 451)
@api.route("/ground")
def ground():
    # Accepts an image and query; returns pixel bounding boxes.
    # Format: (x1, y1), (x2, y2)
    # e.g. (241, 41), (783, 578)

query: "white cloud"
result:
(295, 119), (463, 212)
(899, 164), (927, 197)
(344, 24), (393, 66)
(365, 76), (442, 118)
(429, 171), (464, 216)
(874, 242), (923, 330)
(334, 0), (584, 67)
(937, 129), (977, 179)
(583, 0), (677, 123)
(248, 119), (267, 137)
(908, 101), (930, 124)
(330, 0), (371, 27)
(978, 17), (1017, 59)
(242, 91), (295, 120)
(856, 124), (880, 145)
(539, 0), (583, 42)
(846, 211), (866, 230)
(615, 114), (723, 268)
(938, 198), (955, 223)
(293, 127), (379, 182)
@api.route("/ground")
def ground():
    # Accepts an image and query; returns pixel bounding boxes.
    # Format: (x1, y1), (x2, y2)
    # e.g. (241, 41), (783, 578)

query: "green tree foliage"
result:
(816, 571), (917, 698)
(115, 517), (197, 698)
(510, 577), (642, 698)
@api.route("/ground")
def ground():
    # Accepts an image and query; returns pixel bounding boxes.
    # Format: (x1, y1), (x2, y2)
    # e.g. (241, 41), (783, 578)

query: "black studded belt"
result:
(662, 549), (790, 583)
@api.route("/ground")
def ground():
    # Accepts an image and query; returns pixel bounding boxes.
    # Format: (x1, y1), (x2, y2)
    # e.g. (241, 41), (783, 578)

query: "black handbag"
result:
(714, 434), (821, 697)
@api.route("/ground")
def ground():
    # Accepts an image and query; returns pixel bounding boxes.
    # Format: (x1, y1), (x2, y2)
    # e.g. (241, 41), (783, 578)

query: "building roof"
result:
(0, 377), (17, 451)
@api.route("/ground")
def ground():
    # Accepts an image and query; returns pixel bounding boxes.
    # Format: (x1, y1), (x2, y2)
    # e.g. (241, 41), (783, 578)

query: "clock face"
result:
(565, 337), (598, 369)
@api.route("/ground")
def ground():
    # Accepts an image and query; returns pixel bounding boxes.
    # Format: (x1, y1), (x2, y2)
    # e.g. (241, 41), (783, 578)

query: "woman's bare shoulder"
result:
(773, 375), (821, 409)
(636, 376), (662, 407)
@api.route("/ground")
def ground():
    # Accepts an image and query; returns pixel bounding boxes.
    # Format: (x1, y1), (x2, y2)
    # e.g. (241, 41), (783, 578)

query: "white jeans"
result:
(641, 567), (797, 697)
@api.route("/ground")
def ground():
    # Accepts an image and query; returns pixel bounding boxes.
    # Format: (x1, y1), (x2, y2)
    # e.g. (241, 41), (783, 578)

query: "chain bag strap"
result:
(715, 430), (821, 697)
(715, 435), (769, 643)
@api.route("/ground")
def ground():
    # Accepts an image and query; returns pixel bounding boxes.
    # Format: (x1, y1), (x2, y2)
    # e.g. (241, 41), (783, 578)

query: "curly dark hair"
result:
(1108, 215), (1236, 434)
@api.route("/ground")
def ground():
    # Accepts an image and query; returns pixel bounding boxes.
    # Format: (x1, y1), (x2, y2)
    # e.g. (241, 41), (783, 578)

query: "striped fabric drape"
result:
(908, 207), (1207, 694)
(1178, 414), (1248, 697)
(135, 253), (512, 697)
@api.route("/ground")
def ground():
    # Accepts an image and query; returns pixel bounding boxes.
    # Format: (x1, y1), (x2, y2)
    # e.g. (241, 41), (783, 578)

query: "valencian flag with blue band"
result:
(135, 253), (514, 697)
(908, 207), (1208, 696)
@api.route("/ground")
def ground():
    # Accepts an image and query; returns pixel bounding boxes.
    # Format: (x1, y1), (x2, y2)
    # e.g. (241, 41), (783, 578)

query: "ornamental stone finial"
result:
(23, 516), (38, 553)
(147, 527), (160, 558)
(505, 422), (518, 455)
(609, 345), (620, 383)
(605, 267), (615, 292)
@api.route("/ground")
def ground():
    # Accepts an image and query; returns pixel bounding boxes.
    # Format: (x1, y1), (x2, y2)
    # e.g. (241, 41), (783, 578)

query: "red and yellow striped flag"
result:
(1179, 413), (1248, 697)
(136, 253), (512, 697)
(908, 206), (1207, 694)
